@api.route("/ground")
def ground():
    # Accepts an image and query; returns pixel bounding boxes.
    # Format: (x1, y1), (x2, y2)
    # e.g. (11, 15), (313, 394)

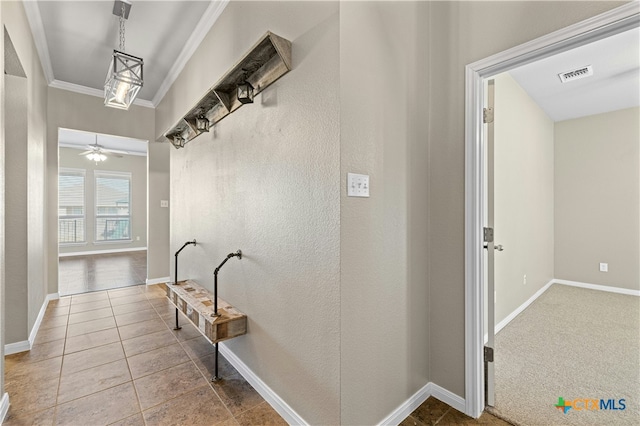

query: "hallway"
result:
(58, 251), (147, 296)
(3, 284), (285, 425)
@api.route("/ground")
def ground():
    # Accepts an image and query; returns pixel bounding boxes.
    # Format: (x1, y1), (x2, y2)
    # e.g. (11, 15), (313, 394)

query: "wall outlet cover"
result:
(599, 262), (608, 272)
(347, 173), (370, 197)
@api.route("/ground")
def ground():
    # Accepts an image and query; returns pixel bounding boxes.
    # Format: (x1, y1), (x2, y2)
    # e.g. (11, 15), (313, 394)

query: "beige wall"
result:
(555, 107), (640, 290)
(0, 0), (4, 398)
(340, 1), (430, 424)
(493, 72), (555, 325)
(58, 148), (147, 255)
(427, 0), (626, 397)
(156, 2), (340, 424)
(47, 88), (170, 288)
(2, 0), (49, 347)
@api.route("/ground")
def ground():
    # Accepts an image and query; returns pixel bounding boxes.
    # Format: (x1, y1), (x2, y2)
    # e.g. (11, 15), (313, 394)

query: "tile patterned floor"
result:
(400, 397), (513, 426)
(3, 284), (286, 426)
(58, 251), (147, 296)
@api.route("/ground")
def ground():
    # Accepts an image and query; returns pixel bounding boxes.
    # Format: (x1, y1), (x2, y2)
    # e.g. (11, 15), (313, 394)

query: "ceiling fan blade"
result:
(103, 148), (129, 155)
(103, 151), (123, 158)
(78, 150), (93, 156)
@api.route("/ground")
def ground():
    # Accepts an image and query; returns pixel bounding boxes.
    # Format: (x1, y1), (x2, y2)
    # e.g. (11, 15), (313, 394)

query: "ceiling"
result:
(25, 0), (228, 108)
(59, 128), (148, 156)
(509, 26), (640, 122)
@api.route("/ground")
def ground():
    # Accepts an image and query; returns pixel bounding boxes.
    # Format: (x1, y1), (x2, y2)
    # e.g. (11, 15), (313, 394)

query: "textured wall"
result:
(427, 0), (627, 397)
(493, 72), (555, 325)
(157, 2), (340, 424)
(555, 107), (639, 290)
(340, 1), (430, 424)
(58, 148), (148, 254)
(3, 0), (49, 345)
(46, 88), (169, 288)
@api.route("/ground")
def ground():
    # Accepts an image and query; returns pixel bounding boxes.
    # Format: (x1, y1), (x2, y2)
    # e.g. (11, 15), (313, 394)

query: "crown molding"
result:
(152, 0), (230, 107)
(50, 79), (155, 109)
(22, 0), (54, 83)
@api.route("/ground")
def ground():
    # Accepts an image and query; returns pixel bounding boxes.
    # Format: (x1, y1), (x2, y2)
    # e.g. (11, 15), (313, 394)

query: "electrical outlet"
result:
(136, 236), (140, 241)
(523, 274), (527, 285)
(347, 173), (370, 197)
(599, 263), (608, 272)
(160, 200), (169, 208)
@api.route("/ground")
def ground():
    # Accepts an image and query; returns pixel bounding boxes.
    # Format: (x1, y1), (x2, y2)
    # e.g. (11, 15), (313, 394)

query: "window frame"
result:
(94, 170), (133, 244)
(58, 167), (87, 246)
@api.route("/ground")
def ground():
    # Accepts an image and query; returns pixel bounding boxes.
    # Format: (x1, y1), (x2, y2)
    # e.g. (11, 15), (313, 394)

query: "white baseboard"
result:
(378, 382), (466, 425)
(554, 279), (640, 296)
(4, 340), (30, 356)
(0, 393), (9, 424)
(218, 343), (309, 426)
(59, 247), (147, 257)
(378, 383), (431, 425)
(146, 276), (170, 285)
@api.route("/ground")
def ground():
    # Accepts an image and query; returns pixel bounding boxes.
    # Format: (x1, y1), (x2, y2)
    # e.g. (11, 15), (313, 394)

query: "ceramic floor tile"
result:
(149, 296), (172, 308)
(5, 376), (59, 414)
(54, 382), (140, 426)
(121, 329), (178, 358)
(67, 306), (114, 325)
(71, 291), (110, 304)
(66, 316), (116, 337)
(108, 286), (144, 299)
(57, 359), (132, 404)
(110, 293), (150, 306)
(234, 401), (288, 426)
(181, 335), (217, 360)
(39, 315), (69, 330)
(155, 301), (180, 317)
(5, 355), (62, 385)
(165, 319), (203, 342)
(436, 410), (513, 425)
(215, 418), (241, 426)
(33, 325), (67, 345)
(134, 361), (209, 410)
(111, 300), (153, 315)
(68, 298), (112, 314)
(2, 406), (55, 426)
(115, 308), (160, 327)
(48, 297), (71, 307)
(61, 341), (125, 374)
(107, 413), (146, 426)
(212, 374), (265, 416)
(142, 385), (231, 426)
(63, 327), (121, 354)
(412, 397), (451, 425)
(14, 339), (65, 363)
(194, 352), (240, 381)
(118, 318), (168, 340)
(43, 305), (70, 318)
(400, 414), (425, 426)
(127, 342), (189, 379)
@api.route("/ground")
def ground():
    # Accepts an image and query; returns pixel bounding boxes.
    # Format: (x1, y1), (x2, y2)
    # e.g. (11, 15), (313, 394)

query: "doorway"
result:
(57, 128), (149, 296)
(464, 2), (639, 419)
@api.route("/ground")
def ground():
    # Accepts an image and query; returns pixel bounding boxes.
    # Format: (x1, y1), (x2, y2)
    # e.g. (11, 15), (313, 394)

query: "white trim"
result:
(59, 247), (147, 257)
(464, 3), (640, 419)
(146, 276), (170, 286)
(28, 293), (59, 345)
(22, 0), (54, 84)
(218, 343), (309, 426)
(49, 80), (155, 109)
(152, 0), (230, 107)
(4, 340), (30, 356)
(555, 279), (640, 297)
(378, 383), (430, 425)
(430, 383), (466, 414)
(0, 393), (10, 424)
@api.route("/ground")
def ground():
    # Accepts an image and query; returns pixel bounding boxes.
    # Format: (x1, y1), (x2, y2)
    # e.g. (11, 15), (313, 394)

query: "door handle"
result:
(495, 244), (504, 251)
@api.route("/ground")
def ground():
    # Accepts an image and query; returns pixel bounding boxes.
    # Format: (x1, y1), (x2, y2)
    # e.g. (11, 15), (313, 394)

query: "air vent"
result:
(558, 65), (593, 83)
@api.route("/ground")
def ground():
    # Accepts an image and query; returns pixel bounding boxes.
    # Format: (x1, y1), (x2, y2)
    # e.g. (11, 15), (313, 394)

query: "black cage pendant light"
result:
(104, 0), (143, 110)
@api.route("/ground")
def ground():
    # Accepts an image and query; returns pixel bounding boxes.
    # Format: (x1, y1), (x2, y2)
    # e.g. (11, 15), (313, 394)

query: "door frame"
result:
(463, 3), (639, 418)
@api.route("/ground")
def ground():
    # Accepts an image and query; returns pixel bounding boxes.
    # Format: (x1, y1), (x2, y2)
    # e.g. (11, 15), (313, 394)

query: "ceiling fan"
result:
(78, 136), (128, 163)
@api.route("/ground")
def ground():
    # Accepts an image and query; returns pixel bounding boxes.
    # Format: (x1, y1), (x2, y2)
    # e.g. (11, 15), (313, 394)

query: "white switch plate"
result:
(160, 200), (169, 208)
(599, 262), (608, 272)
(347, 173), (370, 197)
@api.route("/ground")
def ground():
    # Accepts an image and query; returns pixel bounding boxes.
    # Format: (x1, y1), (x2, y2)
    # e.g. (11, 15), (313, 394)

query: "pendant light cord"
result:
(119, 3), (125, 51)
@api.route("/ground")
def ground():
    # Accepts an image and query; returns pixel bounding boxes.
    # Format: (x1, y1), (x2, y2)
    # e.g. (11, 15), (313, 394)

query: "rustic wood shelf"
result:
(166, 279), (247, 343)
(163, 31), (292, 147)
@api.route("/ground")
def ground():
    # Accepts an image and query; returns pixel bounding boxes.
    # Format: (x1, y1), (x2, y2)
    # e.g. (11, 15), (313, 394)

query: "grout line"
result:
(433, 407), (451, 425)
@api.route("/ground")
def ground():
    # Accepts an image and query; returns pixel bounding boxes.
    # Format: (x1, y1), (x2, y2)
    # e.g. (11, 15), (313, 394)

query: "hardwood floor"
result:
(58, 251), (147, 296)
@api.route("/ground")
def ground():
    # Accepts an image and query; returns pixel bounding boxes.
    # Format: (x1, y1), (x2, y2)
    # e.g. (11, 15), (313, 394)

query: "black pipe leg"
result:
(173, 307), (181, 330)
(211, 343), (221, 382)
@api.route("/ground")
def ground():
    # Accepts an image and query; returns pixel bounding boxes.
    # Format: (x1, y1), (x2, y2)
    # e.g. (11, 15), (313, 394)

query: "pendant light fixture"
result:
(104, 0), (143, 110)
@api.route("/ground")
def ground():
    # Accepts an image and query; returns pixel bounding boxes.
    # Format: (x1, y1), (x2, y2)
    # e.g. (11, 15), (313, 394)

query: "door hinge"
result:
(483, 227), (494, 243)
(483, 107), (494, 124)
(484, 346), (494, 363)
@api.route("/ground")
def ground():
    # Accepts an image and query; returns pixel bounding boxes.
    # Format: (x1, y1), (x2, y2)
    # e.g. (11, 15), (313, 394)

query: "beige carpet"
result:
(488, 284), (640, 425)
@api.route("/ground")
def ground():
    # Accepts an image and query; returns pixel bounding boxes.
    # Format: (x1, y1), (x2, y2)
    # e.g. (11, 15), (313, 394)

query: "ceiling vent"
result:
(558, 65), (593, 83)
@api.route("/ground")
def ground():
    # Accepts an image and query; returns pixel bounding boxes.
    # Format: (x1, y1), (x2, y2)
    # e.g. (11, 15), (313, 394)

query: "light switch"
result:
(347, 173), (370, 197)
(599, 263), (608, 272)
(160, 200), (169, 208)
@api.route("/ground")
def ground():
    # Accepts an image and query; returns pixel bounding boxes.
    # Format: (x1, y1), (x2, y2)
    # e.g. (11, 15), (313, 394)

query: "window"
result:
(95, 172), (131, 242)
(58, 168), (86, 244)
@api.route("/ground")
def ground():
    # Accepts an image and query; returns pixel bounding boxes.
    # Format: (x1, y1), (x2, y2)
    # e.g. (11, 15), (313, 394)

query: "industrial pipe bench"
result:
(166, 280), (247, 344)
